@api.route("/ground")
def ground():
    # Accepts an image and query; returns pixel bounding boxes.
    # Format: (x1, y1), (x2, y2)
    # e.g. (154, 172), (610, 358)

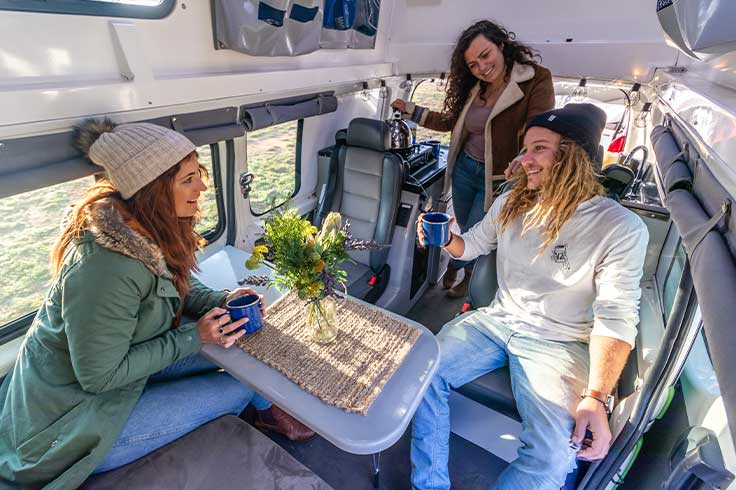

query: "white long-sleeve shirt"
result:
(454, 193), (649, 347)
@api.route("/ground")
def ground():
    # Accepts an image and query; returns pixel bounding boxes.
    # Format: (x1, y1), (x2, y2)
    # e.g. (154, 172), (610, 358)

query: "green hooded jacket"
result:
(0, 201), (227, 489)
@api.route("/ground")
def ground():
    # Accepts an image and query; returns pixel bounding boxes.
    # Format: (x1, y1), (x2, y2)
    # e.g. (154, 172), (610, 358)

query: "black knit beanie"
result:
(526, 103), (606, 163)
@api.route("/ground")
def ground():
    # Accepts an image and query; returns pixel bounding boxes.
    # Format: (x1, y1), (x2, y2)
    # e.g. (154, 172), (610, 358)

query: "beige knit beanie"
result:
(75, 119), (196, 199)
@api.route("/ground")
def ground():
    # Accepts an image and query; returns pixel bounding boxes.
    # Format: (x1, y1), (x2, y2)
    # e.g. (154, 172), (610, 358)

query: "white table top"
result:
(196, 246), (440, 455)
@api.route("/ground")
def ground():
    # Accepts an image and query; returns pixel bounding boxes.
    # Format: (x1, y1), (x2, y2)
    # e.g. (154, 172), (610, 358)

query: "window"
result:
(194, 143), (225, 241)
(0, 176), (95, 329)
(0, 0), (176, 19)
(410, 79), (452, 146)
(247, 120), (302, 215)
(662, 242), (687, 324)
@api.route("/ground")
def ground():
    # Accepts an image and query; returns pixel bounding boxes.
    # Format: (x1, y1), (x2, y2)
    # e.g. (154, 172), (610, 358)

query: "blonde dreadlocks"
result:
(498, 139), (605, 254)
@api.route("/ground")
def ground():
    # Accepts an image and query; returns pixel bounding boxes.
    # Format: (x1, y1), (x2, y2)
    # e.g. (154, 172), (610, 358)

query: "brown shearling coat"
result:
(406, 63), (555, 211)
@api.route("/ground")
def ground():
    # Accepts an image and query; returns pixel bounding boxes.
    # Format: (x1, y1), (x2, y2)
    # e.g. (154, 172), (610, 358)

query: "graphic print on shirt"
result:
(551, 244), (570, 271)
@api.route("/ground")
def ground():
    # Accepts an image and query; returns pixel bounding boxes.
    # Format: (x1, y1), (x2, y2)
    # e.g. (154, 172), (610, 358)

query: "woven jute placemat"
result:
(236, 292), (421, 415)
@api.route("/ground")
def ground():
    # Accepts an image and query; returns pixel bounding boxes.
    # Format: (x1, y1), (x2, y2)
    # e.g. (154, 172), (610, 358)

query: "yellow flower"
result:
(313, 259), (326, 273)
(319, 212), (342, 241)
(245, 255), (261, 270)
(253, 244), (268, 255)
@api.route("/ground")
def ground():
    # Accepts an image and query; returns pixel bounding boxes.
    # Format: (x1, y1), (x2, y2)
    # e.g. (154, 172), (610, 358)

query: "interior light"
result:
(627, 83), (641, 106)
(635, 102), (652, 129)
(436, 72), (447, 91)
(379, 79), (388, 99)
(361, 81), (370, 101)
(399, 74), (413, 91)
(571, 78), (587, 102)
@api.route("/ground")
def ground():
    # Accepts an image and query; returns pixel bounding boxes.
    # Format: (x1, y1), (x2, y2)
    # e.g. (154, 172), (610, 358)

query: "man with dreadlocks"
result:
(411, 103), (649, 490)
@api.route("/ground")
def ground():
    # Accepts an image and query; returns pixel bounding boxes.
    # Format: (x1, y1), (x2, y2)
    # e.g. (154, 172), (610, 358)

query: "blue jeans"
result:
(410, 311), (590, 490)
(450, 150), (487, 271)
(93, 353), (271, 474)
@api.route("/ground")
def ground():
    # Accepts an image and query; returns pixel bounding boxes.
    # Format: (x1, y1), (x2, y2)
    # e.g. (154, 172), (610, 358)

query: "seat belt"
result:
(316, 129), (346, 226)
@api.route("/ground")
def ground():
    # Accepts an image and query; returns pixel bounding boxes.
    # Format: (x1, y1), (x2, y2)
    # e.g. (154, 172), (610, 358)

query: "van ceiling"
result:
(388, 0), (677, 81)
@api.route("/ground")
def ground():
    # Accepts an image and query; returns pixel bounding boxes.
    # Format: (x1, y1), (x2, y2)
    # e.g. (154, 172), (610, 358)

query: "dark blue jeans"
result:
(449, 150), (486, 271)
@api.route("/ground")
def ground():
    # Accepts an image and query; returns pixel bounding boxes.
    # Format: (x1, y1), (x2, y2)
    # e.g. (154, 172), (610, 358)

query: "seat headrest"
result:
(346, 118), (391, 151)
(600, 164), (635, 200)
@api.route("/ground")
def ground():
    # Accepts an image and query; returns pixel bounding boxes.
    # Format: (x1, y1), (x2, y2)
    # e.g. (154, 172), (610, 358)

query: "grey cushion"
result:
(342, 260), (373, 300)
(345, 118), (391, 151)
(456, 250), (521, 421)
(456, 367), (520, 422)
(80, 416), (333, 490)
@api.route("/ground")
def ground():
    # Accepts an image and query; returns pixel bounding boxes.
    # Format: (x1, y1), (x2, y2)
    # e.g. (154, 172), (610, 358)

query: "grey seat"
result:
(81, 415), (333, 490)
(321, 118), (404, 303)
(458, 249), (520, 422)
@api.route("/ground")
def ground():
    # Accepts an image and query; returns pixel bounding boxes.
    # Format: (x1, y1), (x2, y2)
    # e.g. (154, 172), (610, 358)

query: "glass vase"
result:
(306, 296), (338, 344)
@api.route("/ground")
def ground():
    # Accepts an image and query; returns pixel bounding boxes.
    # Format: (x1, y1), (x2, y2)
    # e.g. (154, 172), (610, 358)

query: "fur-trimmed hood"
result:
(85, 199), (172, 279)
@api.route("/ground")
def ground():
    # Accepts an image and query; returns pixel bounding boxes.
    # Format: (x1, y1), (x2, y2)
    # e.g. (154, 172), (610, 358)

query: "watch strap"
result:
(581, 388), (613, 414)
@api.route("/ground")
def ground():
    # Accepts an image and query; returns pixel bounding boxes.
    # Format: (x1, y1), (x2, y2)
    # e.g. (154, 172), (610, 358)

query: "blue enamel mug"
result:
(424, 139), (441, 160)
(421, 212), (451, 247)
(226, 294), (263, 334)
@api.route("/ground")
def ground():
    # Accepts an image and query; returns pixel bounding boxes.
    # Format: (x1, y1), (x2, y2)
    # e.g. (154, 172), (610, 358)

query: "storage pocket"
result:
(258, 1), (286, 27)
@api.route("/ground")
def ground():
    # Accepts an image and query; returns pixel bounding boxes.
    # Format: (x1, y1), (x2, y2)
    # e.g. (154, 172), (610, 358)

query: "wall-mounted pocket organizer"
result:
(213, 0), (379, 56)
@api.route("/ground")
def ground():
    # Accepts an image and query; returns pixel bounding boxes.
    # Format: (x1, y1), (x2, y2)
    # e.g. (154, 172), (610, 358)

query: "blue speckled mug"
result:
(226, 294), (263, 334)
(422, 212), (451, 247)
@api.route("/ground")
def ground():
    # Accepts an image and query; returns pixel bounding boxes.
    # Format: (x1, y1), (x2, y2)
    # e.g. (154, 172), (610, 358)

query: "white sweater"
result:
(454, 193), (649, 347)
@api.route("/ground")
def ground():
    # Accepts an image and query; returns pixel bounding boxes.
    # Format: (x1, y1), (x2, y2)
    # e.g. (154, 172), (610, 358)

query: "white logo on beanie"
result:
(547, 115), (557, 121)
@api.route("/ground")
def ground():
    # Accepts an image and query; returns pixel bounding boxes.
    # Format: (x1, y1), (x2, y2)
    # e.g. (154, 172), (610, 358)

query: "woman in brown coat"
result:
(392, 20), (555, 297)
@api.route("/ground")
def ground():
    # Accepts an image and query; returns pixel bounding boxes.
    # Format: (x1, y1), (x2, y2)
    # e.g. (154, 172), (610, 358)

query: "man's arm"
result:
(442, 232), (465, 258)
(573, 336), (630, 461)
(573, 216), (649, 460)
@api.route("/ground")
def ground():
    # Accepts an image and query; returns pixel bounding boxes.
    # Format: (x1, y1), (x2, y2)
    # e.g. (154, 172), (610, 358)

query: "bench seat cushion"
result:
(80, 415), (333, 490)
(456, 367), (520, 422)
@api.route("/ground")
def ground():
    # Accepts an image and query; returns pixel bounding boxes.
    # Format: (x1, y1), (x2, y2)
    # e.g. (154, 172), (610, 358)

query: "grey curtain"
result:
(652, 123), (736, 447)
(241, 93), (338, 131)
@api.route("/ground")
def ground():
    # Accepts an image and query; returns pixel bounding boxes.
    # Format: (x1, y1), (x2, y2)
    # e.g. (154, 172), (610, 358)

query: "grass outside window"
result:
(247, 120), (302, 215)
(411, 79), (451, 147)
(194, 144), (224, 239)
(0, 176), (94, 328)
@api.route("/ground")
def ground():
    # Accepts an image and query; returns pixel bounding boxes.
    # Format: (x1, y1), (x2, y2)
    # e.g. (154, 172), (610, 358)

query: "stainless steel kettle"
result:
(387, 111), (412, 150)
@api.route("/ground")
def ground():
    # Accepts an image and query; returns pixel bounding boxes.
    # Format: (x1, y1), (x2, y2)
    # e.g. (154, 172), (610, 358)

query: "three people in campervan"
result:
(0, 121), (314, 489)
(392, 20), (555, 298)
(414, 103), (648, 489)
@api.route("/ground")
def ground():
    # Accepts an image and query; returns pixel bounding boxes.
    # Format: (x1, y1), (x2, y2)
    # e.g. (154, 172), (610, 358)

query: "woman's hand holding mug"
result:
(198, 307), (247, 348)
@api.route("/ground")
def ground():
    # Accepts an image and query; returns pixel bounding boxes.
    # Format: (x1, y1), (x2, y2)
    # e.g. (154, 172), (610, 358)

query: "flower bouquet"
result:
(240, 209), (384, 344)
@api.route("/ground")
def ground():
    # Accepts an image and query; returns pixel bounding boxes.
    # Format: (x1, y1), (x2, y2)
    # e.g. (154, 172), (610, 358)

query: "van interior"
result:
(1, 1), (736, 488)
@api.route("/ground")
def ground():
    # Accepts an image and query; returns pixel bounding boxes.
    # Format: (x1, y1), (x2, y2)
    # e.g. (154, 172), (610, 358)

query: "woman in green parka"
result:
(0, 121), (313, 489)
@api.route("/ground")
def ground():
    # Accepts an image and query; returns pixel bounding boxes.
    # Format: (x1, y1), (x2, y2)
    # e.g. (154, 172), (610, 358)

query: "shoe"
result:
(442, 267), (459, 289)
(255, 405), (315, 441)
(447, 268), (472, 298)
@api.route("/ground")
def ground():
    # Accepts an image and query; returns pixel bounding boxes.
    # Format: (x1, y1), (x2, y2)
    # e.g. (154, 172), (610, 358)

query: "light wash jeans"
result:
(449, 150), (487, 272)
(93, 353), (271, 474)
(411, 310), (590, 490)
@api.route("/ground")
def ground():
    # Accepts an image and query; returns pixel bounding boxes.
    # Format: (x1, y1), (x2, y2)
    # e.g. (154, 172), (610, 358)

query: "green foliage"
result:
(245, 210), (350, 300)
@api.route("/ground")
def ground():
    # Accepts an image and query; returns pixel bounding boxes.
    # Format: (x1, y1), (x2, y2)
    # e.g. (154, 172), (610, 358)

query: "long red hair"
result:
(51, 154), (206, 301)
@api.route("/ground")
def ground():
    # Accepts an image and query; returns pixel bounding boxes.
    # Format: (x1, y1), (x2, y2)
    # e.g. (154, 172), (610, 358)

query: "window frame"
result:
(197, 142), (226, 244)
(248, 119), (304, 217)
(0, 0), (176, 19)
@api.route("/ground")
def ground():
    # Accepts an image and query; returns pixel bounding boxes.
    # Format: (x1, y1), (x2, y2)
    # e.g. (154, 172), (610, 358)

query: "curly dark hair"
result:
(443, 20), (540, 120)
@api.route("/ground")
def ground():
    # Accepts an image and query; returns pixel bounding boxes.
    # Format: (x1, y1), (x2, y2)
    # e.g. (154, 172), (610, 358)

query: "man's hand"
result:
(223, 288), (266, 317)
(572, 396), (612, 461)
